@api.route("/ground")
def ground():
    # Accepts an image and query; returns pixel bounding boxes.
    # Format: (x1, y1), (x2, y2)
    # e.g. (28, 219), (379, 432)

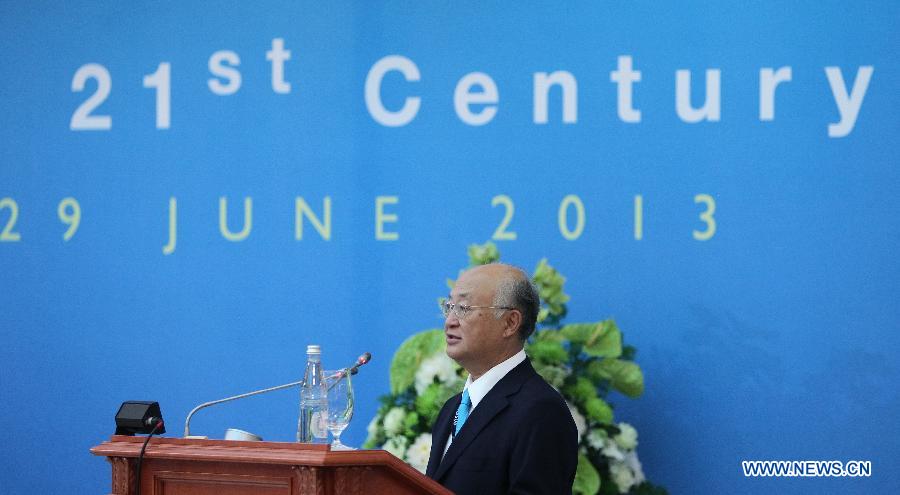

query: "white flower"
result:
(624, 450), (645, 485)
(366, 416), (381, 439)
(415, 353), (459, 394)
(566, 402), (587, 440)
(383, 435), (409, 459)
(406, 433), (433, 473)
(609, 460), (635, 494)
(383, 407), (406, 436)
(586, 428), (607, 450)
(614, 422), (638, 450)
(601, 440), (625, 461)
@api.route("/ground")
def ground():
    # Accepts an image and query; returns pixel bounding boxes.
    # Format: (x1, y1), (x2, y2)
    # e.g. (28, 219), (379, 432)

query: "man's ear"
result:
(502, 310), (522, 339)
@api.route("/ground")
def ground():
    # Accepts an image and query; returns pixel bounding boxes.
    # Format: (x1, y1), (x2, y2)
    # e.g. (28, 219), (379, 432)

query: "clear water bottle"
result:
(297, 344), (329, 443)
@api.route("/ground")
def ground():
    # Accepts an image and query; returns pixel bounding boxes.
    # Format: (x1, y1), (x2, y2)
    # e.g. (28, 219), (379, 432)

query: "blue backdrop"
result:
(1, 1), (898, 493)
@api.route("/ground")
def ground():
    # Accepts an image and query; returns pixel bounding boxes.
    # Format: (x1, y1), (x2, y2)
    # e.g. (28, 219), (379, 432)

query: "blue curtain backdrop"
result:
(1, 1), (898, 493)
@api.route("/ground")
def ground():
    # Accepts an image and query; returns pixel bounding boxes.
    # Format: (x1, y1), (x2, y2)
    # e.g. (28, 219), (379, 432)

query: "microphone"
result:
(183, 351), (373, 437)
(324, 352), (371, 392)
(347, 352), (372, 375)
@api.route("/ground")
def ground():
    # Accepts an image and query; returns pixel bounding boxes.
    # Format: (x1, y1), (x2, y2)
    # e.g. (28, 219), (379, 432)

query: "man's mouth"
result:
(446, 334), (462, 345)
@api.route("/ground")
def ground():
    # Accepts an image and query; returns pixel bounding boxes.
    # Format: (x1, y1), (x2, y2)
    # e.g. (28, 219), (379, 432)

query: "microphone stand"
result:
(183, 378), (306, 437)
(183, 352), (370, 438)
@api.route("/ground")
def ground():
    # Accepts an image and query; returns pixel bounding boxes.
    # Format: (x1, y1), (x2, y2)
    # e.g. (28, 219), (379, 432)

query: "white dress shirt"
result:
(442, 348), (527, 457)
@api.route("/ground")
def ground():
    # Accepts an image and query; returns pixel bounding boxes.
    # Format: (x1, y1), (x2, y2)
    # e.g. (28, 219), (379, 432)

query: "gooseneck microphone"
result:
(183, 351), (372, 437)
(325, 352), (373, 381)
(347, 352), (372, 376)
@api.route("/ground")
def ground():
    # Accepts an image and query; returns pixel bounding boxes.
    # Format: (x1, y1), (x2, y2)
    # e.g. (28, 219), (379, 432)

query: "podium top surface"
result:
(93, 435), (393, 468)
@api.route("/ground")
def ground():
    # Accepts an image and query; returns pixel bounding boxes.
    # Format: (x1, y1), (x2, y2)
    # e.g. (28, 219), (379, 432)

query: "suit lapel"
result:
(432, 359), (534, 481)
(426, 394), (459, 478)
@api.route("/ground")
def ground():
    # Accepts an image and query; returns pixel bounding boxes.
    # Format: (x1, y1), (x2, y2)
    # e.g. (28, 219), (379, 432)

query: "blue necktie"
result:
(454, 389), (471, 436)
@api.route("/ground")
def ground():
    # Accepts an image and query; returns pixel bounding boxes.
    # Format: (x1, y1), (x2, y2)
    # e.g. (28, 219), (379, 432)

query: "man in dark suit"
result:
(426, 263), (578, 494)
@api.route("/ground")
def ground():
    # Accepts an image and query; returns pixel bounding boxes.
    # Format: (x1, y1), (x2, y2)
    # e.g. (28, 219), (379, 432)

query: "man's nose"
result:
(444, 312), (460, 328)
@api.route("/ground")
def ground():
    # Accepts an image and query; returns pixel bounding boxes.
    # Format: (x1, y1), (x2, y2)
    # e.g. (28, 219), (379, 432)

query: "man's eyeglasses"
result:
(440, 298), (514, 319)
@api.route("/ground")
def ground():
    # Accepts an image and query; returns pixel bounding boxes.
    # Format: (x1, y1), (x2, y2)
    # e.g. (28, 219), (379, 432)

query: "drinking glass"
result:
(325, 369), (355, 450)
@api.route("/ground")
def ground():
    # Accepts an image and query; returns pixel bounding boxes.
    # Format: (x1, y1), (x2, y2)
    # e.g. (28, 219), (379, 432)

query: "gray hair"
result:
(491, 264), (540, 341)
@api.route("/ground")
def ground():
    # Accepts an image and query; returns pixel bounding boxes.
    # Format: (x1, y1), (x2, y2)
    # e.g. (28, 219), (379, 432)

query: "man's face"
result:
(444, 265), (509, 376)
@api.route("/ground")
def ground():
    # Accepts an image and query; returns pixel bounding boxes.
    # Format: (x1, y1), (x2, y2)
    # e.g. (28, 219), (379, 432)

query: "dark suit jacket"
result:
(425, 358), (578, 494)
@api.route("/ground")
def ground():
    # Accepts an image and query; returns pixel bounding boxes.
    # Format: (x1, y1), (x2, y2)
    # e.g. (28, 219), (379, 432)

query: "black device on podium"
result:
(115, 401), (165, 436)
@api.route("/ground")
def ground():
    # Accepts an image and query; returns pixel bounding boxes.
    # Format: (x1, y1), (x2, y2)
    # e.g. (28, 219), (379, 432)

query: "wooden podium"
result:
(91, 436), (452, 495)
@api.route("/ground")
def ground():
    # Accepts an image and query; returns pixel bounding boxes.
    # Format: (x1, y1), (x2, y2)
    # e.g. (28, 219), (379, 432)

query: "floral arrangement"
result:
(363, 243), (667, 495)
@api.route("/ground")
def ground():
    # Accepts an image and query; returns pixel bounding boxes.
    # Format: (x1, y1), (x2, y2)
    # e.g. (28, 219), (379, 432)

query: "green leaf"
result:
(531, 258), (569, 326)
(572, 453), (601, 495)
(532, 362), (569, 388)
(563, 377), (598, 404)
(590, 358), (645, 398)
(467, 241), (500, 265)
(525, 339), (568, 365)
(585, 360), (607, 384)
(584, 397), (614, 424)
(562, 320), (622, 358)
(389, 329), (446, 394)
(402, 411), (420, 435)
(415, 383), (457, 425)
(532, 329), (565, 344)
(560, 323), (597, 345)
